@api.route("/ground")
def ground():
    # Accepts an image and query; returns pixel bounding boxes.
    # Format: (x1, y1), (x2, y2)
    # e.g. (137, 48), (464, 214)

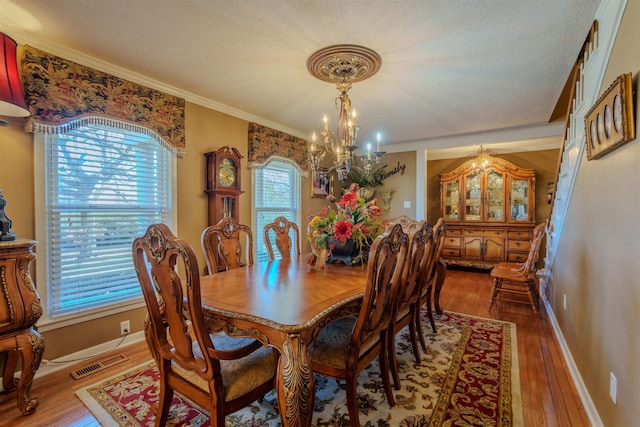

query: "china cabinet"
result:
(440, 155), (536, 268)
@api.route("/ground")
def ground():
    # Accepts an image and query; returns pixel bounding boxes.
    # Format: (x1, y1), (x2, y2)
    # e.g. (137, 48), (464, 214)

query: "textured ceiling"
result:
(0, 0), (601, 153)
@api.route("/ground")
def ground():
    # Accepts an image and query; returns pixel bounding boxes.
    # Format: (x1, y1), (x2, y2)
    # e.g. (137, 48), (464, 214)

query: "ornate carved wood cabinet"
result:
(0, 239), (44, 415)
(440, 155), (536, 269)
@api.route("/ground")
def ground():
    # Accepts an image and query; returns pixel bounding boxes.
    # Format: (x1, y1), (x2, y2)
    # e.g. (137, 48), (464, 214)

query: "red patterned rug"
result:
(76, 311), (522, 426)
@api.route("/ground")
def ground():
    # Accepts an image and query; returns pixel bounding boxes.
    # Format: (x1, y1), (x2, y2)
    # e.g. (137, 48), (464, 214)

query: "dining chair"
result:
(388, 220), (435, 390)
(385, 215), (418, 233)
(307, 223), (409, 427)
(488, 222), (547, 314)
(201, 217), (254, 274)
(132, 224), (276, 427)
(263, 216), (301, 261)
(415, 217), (446, 352)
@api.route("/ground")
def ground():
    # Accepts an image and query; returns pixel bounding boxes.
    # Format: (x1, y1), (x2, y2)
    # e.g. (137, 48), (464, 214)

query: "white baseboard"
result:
(0, 330), (146, 392)
(542, 296), (602, 427)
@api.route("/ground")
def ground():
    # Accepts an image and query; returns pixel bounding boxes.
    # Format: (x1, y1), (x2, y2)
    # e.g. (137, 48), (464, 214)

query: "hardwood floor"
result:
(0, 267), (590, 426)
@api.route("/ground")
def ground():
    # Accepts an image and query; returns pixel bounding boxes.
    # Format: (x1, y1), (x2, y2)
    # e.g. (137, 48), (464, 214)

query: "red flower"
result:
(333, 220), (353, 242)
(338, 192), (358, 209)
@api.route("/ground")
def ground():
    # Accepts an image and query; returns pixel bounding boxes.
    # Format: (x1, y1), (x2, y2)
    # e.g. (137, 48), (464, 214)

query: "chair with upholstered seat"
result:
(132, 224), (276, 427)
(263, 216), (301, 261)
(388, 220), (435, 390)
(414, 217), (446, 352)
(488, 222), (547, 314)
(307, 223), (409, 427)
(201, 218), (254, 274)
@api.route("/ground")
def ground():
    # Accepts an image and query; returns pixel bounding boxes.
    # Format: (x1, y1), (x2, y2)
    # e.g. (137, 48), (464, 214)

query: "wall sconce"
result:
(0, 32), (31, 241)
(379, 190), (393, 211)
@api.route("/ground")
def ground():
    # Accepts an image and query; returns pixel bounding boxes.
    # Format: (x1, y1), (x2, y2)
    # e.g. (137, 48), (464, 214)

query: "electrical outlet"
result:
(120, 320), (130, 336)
(563, 294), (567, 310)
(610, 372), (617, 404)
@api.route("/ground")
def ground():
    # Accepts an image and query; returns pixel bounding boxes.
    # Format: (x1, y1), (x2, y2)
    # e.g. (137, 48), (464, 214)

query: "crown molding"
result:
(5, 30), (307, 140)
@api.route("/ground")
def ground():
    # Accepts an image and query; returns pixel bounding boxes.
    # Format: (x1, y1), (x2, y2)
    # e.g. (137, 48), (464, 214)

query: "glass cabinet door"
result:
(443, 180), (460, 220)
(510, 178), (529, 221)
(464, 172), (481, 221)
(485, 170), (504, 221)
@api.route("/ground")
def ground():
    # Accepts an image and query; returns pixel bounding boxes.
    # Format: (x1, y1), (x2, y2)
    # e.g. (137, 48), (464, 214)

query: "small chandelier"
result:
(307, 45), (385, 181)
(471, 145), (492, 174)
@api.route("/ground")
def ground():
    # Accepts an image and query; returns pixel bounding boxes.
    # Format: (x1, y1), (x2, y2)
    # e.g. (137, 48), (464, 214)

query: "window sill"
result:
(37, 299), (146, 333)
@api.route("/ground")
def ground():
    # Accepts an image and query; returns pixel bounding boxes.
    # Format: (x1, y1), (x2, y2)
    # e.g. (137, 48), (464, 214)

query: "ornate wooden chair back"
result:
(263, 216), (301, 261)
(388, 220), (434, 388)
(201, 218), (254, 274)
(356, 223), (410, 349)
(523, 222), (547, 274)
(132, 224), (275, 426)
(307, 222), (409, 426)
(385, 215), (417, 233)
(413, 217), (447, 349)
(426, 217), (446, 284)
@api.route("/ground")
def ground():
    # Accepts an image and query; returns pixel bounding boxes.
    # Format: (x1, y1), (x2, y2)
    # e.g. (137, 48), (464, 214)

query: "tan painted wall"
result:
(547, 2), (640, 425)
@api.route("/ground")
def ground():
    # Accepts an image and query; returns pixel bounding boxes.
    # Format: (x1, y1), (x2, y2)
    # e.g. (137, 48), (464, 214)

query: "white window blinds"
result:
(45, 123), (172, 318)
(253, 160), (301, 263)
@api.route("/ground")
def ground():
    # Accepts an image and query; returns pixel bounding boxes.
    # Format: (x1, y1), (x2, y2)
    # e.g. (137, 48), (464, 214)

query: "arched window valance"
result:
(247, 122), (309, 173)
(20, 45), (185, 156)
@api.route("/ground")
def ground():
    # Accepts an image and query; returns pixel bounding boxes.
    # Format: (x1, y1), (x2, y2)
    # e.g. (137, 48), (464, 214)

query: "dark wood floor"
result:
(0, 267), (590, 426)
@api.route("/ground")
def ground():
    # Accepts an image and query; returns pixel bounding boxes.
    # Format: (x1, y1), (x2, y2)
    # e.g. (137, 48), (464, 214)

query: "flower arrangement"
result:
(307, 183), (384, 265)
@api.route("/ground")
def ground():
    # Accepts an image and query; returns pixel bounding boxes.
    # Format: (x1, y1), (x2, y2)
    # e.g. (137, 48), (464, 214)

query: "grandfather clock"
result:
(204, 146), (244, 226)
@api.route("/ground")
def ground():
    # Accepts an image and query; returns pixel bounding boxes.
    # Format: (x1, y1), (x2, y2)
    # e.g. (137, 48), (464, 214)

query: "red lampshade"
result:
(0, 32), (30, 118)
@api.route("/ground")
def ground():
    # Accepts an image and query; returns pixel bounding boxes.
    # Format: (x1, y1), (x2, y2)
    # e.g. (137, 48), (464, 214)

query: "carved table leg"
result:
(434, 258), (447, 315)
(276, 333), (315, 427)
(2, 350), (20, 391)
(13, 328), (45, 415)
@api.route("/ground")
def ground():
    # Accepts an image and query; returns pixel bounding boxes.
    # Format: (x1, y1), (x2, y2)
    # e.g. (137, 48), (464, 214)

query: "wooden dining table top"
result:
(198, 255), (368, 330)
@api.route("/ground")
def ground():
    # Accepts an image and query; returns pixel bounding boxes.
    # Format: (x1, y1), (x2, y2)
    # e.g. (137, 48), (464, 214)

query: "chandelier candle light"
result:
(307, 45), (385, 181)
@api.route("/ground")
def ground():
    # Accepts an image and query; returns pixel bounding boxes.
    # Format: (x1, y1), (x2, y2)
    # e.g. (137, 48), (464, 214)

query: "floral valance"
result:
(247, 122), (308, 172)
(20, 45), (185, 155)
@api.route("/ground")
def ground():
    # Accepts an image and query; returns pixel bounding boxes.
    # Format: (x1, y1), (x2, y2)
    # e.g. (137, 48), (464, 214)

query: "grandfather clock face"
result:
(218, 157), (237, 188)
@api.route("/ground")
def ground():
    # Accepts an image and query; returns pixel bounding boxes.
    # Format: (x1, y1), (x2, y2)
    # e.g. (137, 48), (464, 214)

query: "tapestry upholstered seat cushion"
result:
(307, 316), (378, 369)
(171, 333), (276, 401)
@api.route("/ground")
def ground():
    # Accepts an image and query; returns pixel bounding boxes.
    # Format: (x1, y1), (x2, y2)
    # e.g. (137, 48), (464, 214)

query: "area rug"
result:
(76, 311), (523, 426)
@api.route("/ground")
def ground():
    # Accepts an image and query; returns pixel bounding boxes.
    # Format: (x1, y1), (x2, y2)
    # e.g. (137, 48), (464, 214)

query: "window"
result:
(42, 123), (173, 319)
(253, 159), (301, 262)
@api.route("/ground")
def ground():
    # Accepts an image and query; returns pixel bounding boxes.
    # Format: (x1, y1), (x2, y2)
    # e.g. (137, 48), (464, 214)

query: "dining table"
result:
(198, 255), (368, 427)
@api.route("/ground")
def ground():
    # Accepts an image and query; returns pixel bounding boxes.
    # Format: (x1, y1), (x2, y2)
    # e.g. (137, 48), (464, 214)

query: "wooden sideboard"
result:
(0, 239), (45, 415)
(441, 223), (535, 269)
(440, 154), (536, 269)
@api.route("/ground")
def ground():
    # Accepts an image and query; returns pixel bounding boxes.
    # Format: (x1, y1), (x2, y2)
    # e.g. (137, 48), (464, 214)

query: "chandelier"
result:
(307, 45), (385, 181)
(470, 145), (492, 174)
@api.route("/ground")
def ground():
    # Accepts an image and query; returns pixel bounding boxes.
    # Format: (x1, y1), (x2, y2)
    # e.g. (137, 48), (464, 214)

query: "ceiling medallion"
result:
(307, 45), (385, 182)
(307, 44), (381, 84)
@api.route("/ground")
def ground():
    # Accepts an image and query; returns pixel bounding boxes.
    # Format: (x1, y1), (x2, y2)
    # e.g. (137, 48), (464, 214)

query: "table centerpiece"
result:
(307, 183), (384, 266)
